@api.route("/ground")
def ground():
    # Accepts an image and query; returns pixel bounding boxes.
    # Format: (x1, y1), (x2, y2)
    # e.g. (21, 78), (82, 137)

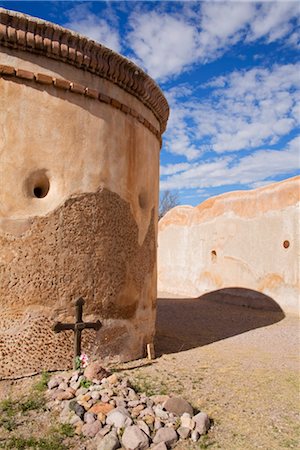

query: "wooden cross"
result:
(53, 297), (101, 369)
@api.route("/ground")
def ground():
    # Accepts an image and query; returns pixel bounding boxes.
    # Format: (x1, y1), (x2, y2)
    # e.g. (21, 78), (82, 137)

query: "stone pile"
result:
(46, 363), (210, 449)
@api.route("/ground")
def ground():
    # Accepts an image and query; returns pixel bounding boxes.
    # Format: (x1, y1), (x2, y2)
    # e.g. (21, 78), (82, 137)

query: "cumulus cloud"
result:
(164, 63), (300, 159)
(127, 1), (300, 79)
(64, 3), (121, 53)
(160, 136), (300, 191)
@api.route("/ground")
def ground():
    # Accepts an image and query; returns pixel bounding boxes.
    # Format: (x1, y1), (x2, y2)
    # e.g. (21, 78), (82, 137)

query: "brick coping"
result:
(0, 63), (162, 144)
(0, 8), (169, 133)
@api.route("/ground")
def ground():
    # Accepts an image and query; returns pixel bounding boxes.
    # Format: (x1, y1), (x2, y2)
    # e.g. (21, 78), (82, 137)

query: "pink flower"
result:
(79, 353), (89, 368)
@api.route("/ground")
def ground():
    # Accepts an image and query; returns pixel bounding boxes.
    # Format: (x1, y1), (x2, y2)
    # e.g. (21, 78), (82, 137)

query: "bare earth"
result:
(0, 295), (299, 449)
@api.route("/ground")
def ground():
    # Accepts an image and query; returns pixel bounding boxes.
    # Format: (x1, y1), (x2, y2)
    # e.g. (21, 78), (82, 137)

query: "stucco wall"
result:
(0, 9), (169, 378)
(158, 177), (300, 316)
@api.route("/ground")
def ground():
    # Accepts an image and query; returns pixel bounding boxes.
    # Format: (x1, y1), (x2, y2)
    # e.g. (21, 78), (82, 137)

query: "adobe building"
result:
(0, 8), (169, 378)
(158, 177), (300, 316)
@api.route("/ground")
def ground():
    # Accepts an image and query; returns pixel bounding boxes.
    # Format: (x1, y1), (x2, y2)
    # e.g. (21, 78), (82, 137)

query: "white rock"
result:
(137, 420), (150, 436)
(180, 413), (195, 430)
(106, 408), (132, 428)
(151, 444), (167, 450)
(193, 412), (210, 435)
(177, 426), (191, 439)
(191, 430), (200, 442)
(97, 430), (120, 450)
(122, 425), (149, 450)
(153, 428), (178, 447)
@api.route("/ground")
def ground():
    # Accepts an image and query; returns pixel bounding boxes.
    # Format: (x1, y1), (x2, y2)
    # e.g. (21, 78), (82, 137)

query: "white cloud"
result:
(127, 2), (300, 80)
(164, 63), (300, 159)
(64, 4), (121, 53)
(160, 136), (300, 191)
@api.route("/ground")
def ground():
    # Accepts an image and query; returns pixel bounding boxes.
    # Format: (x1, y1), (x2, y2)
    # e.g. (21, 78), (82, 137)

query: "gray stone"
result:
(106, 408), (133, 428)
(154, 419), (162, 430)
(76, 387), (89, 396)
(128, 400), (140, 407)
(84, 362), (110, 382)
(177, 426), (191, 439)
(82, 420), (102, 438)
(191, 430), (200, 442)
(69, 401), (85, 419)
(84, 412), (96, 424)
(137, 420), (150, 436)
(47, 378), (59, 390)
(163, 397), (193, 417)
(58, 382), (68, 391)
(101, 394), (110, 403)
(97, 430), (120, 450)
(180, 413), (195, 430)
(139, 407), (155, 418)
(153, 428), (178, 447)
(69, 414), (82, 425)
(151, 444), (167, 450)
(193, 412), (210, 435)
(91, 391), (101, 400)
(154, 406), (169, 420)
(122, 425), (149, 450)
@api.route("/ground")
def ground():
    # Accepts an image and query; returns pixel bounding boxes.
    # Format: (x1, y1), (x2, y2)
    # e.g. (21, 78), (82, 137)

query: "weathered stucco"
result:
(0, 9), (169, 379)
(158, 177), (300, 315)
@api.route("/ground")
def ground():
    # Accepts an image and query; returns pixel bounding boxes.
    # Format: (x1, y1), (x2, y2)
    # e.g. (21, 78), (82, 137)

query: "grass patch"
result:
(79, 377), (92, 389)
(0, 399), (19, 431)
(129, 374), (168, 396)
(198, 434), (219, 449)
(33, 372), (50, 393)
(1, 435), (68, 450)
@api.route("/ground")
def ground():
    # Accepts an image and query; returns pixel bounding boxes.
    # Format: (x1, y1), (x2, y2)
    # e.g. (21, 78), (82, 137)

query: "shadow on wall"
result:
(154, 287), (285, 356)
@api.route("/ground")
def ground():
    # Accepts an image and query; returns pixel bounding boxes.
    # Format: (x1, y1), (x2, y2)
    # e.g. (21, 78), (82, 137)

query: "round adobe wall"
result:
(0, 8), (169, 379)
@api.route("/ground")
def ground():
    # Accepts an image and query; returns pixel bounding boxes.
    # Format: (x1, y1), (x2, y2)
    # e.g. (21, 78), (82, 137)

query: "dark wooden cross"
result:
(53, 297), (101, 369)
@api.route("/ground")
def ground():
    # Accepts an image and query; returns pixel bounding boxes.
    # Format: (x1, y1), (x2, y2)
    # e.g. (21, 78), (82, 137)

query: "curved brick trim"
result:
(0, 64), (162, 144)
(0, 8), (169, 133)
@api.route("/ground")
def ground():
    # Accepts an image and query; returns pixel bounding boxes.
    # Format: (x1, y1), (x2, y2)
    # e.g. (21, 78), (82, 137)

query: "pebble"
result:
(46, 369), (210, 448)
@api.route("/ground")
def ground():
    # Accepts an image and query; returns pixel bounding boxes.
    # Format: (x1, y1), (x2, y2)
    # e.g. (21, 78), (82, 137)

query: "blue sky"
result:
(1, 1), (299, 206)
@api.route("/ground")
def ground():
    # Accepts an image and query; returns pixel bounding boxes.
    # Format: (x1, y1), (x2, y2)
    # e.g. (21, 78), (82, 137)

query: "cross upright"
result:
(53, 297), (101, 369)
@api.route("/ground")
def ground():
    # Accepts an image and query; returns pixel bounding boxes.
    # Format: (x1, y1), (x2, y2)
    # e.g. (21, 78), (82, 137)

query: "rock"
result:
(89, 402), (114, 415)
(48, 378), (59, 390)
(154, 419), (162, 430)
(177, 426), (191, 439)
(56, 388), (75, 401)
(143, 415), (155, 426)
(128, 400), (140, 407)
(153, 406), (168, 420)
(191, 430), (200, 442)
(69, 401), (85, 420)
(97, 424), (112, 438)
(91, 391), (101, 401)
(131, 404), (145, 417)
(107, 373), (119, 385)
(151, 444), (167, 450)
(153, 428), (178, 447)
(69, 413), (82, 425)
(139, 407), (155, 418)
(70, 381), (81, 391)
(101, 394), (110, 403)
(180, 413), (195, 430)
(150, 395), (170, 405)
(122, 425), (149, 450)
(84, 362), (110, 382)
(75, 420), (84, 435)
(137, 420), (150, 436)
(106, 408), (133, 428)
(163, 397), (193, 417)
(76, 387), (89, 396)
(84, 412), (96, 424)
(82, 420), (102, 438)
(97, 412), (106, 423)
(193, 412), (210, 435)
(97, 430), (120, 450)
(58, 382), (68, 391)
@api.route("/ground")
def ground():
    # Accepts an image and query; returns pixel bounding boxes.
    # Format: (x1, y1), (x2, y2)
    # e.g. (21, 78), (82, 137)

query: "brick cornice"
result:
(0, 8), (169, 133)
(0, 64), (162, 145)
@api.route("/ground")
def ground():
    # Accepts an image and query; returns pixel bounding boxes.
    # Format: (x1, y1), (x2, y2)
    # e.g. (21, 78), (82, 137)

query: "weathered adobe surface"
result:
(158, 177), (300, 315)
(0, 7), (169, 132)
(0, 188), (156, 379)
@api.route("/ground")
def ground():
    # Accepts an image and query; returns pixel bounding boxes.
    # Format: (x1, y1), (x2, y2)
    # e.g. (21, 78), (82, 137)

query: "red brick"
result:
(54, 78), (71, 90)
(0, 65), (15, 76)
(111, 98), (121, 109)
(85, 88), (99, 99)
(35, 73), (53, 85)
(15, 69), (34, 80)
(99, 93), (111, 104)
(70, 82), (85, 95)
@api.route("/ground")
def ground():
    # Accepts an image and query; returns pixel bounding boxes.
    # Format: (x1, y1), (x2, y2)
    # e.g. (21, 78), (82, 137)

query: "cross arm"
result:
(53, 322), (75, 333)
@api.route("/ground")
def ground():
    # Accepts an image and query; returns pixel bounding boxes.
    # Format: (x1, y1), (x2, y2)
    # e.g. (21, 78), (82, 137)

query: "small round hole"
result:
(24, 170), (50, 199)
(211, 250), (217, 262)
(283, 240), (290, 249)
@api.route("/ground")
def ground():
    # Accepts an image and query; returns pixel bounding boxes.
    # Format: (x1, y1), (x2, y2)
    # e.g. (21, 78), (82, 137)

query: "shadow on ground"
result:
(154, 287), (285, 356)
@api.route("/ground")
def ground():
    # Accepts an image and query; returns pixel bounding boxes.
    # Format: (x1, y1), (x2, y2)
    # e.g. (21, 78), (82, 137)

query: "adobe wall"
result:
(158, 177), (300, 315)
(0, 9), (169, 378)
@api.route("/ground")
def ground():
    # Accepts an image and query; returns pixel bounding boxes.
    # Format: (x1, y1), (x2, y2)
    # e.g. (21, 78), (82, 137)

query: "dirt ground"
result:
(0, 294), (299, 449)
